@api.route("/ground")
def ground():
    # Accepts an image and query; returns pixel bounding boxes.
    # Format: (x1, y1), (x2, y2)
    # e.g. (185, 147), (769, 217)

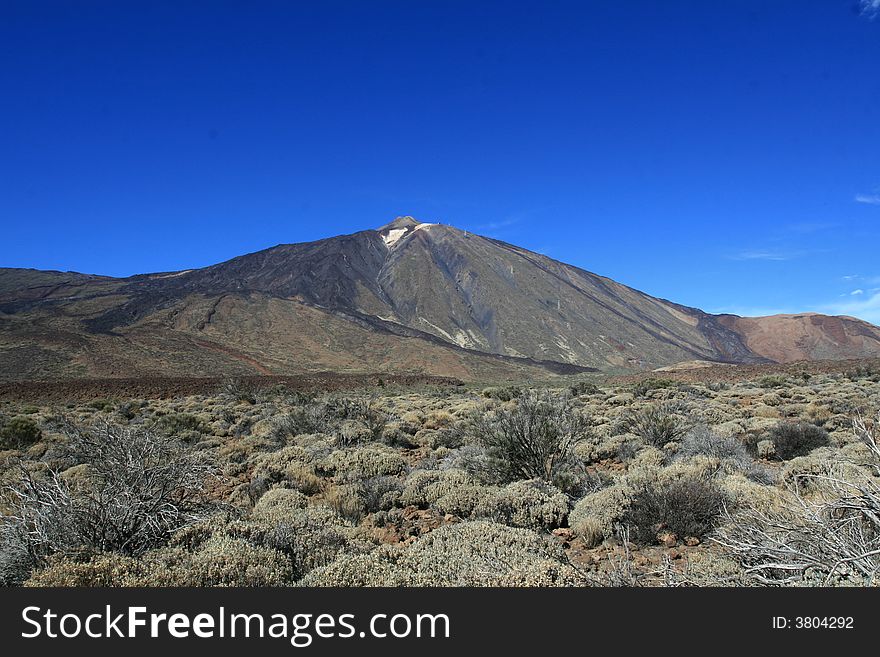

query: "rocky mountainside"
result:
(2, 217), (880, 381)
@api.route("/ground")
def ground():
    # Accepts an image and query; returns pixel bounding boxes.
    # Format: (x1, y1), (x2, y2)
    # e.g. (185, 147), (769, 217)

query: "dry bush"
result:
(714, 413), (880, 585)
(768, 421), (830, 460)
(0, 421), (214, 583)
(623, 474), (727, 545)
(677, 425), (774, 483)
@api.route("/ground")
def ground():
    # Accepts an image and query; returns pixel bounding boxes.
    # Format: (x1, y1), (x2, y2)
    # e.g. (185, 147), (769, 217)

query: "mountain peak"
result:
(378, 216), (422, 232)
(376, 216), (439, 248)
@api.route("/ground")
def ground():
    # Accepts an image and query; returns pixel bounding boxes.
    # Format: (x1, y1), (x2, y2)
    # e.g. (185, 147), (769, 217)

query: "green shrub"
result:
(757, 375), (788, 389)
(768, 421), (830, 460)
(626, 402), (692, 447)
(569, 381), (600, 396)
(0, 416), (42, 450)
(481, 385), (524, 402)
(467, 391), (590, 486)
(154, 412), (206, 443)
(632, 378), (676, 398)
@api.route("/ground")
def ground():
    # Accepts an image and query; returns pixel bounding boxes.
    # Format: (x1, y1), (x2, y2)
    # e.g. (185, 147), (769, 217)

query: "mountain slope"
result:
(2, 218), (880, 381)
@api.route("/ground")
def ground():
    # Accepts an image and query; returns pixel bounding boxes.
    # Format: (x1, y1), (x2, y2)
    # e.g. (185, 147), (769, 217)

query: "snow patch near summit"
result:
(382, 228), (409, 246)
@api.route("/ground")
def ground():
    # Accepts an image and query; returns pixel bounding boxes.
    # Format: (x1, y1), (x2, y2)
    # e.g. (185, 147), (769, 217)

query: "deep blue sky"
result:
(2, 1), (879, 323)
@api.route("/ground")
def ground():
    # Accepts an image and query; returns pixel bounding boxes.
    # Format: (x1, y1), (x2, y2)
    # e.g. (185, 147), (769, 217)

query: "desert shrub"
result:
(87, 399), (115, 412)
(623, 474), (727, 545)
(266, 506), (353, 577)
(677, 425), (748, 462)
(632, 377), (676, 398)
(616, 437), (641, 462)
(569, 381), (600, 396)
(0, 416), (42, 450)
(756, 439), (776, 459)
(846, 365), (880, 382)
(467, 391), (590, 487)
(418, 426), (465, 449)
(757, 375), (789, 389)
(323, 485), (366, 523)
(675, 424), (772, 483)
(0, 529), (32, 585)
(115, 401), (140, 421)
(475, 479), (569, 530)
(252, 488), (309, 523)
(481, 385), (524, 402)
(273, 407), (329, 437)
(575, 433), (628, 464)
(716, 414), (880, 585)
(318, 445), (407, 480)
(626, 402), (692, 447)
(286, 464), (324, 496)
(1, 421), (214, 573)
(302, 521), (582, 586)
(423, 410), (453, 430)
(184, 536), (294, 585)
(24, 552), (173, 586)
(154, 412), (206, 443)
(220, 378), (258, 404)
(569, 485), (630, 543)
(432, 484), (491, 518)
(804, 403), (832, 427)
(768, 421), (830, 460)
(26, 537), (293, 587)
(399, 469), (474, 508)
(274, 397), (386, 443)
(249, 439), (333, 489)
(356, 475), (403, 514)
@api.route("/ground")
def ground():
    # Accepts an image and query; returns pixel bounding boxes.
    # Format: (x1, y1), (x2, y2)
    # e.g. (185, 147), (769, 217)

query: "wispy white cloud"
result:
(860, 0), (880, 19)
(850, 289), (865, 296)
(708, 304), (797, 317)
(841, 274), (880, 285)
(855, 193), (880, 205)
(818, 290), (880, 325)
(471, 217), (522, 232)
(729, 249), (802, 261)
